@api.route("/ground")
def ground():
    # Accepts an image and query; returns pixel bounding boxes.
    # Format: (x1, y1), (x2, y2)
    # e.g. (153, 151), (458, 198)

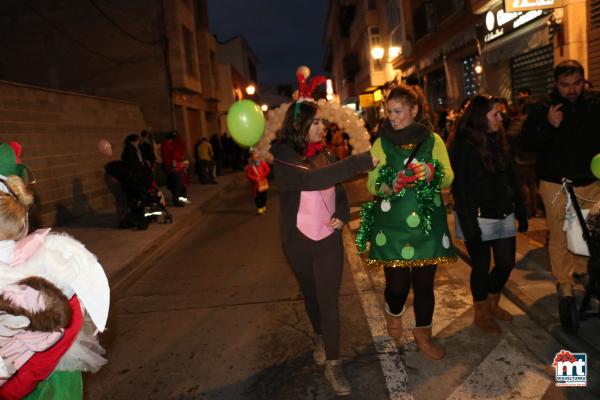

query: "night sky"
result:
(207, 0), (329, 85)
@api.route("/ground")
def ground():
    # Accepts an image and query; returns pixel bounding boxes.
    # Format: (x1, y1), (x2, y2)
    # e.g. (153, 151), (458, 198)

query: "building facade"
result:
(325, 0), (591, 113)
(0, 0), (254, 155)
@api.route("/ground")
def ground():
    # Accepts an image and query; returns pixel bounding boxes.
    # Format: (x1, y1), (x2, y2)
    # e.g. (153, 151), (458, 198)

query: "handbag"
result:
(257, 179), (269, 192)
(253, 165), (269, 192)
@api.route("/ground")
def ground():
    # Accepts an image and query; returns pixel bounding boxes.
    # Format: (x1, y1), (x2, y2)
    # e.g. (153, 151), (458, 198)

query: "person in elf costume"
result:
(356, 85), (456, 360)
(270, 71), (377, 397)
(0, 146), (110, 399)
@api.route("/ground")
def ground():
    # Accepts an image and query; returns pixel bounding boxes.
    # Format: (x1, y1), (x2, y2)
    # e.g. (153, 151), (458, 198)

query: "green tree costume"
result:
(356, 131), (457, 267)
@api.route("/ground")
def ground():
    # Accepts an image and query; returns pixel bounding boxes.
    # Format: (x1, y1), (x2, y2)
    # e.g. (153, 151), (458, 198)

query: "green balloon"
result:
(375, 231), (387, 246)
(401, 245), (415, 260)
(226, 100), (265, 148)
(591, 153), (600, 179)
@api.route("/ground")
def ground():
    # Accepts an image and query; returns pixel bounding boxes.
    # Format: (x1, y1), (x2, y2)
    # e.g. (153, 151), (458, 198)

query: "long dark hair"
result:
(452, 94), (509, 172)
(279, 101), (318, 155)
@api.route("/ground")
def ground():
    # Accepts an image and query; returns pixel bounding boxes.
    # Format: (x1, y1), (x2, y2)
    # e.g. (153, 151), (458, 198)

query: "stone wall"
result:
(0, 80), (147, 226)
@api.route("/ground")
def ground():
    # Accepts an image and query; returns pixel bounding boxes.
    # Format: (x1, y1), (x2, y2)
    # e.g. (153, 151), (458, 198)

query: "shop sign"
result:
(504, 0), (562, 12)
(359, 93), (375, 108)
(482, 5), (547, 44)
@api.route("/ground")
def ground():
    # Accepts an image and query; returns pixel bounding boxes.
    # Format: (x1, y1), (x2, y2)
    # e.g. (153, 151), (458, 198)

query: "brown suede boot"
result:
(473, 300), (501, 335)
(383, 304), (404, 338)
(412, 326), (444, 360)
(488, 293), (513, 321)
(324, 360), (352, 396)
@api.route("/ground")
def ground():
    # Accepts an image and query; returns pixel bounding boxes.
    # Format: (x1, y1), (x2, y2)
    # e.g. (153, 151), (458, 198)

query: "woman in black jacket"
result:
(449, 95), (528, 335)
(271, 100), (375, 396)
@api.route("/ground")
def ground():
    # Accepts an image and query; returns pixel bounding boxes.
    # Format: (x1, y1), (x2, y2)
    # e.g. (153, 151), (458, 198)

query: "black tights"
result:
(282, 231), (344, 360)
(464, 237), (516, 301)
(384, 265), (437, 327)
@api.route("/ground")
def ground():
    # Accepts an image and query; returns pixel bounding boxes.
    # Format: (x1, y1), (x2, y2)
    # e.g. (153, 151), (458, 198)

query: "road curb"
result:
(110, 176), (244, 299)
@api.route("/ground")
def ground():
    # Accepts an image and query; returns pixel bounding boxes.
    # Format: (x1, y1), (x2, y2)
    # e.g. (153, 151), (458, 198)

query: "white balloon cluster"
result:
(254, 102), (291, 162)
(254, 99), (372, 162)
(315, 98), (371, 154)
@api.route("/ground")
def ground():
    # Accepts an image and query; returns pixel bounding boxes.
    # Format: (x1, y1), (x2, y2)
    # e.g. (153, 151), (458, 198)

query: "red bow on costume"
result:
(296, 73), (327, 99)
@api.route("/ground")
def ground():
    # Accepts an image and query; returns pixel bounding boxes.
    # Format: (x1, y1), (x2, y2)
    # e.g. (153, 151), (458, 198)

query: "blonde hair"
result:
(0, 176), (33, 241)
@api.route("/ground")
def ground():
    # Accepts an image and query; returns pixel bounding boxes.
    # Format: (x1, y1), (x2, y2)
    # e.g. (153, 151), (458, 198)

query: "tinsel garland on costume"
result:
(355, 161), (445, 253)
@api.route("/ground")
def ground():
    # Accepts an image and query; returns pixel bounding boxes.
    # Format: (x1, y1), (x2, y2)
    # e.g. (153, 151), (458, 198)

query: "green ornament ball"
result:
(375, 231), (387, 246)
(401, 245), (415, 260)
(406, 212), (420, 228)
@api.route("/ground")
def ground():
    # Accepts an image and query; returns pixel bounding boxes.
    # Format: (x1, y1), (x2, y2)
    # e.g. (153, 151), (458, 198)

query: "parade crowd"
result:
(0, 59), (598, 398)
(268, 59), (600, 396)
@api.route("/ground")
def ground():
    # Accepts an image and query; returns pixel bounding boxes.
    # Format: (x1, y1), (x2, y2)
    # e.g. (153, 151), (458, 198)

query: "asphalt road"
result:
(85, 178), (600, 399)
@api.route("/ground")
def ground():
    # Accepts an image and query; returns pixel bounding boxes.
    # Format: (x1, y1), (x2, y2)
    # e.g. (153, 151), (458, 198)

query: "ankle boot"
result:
(473, 300), (501, 335)
(383, 304), (405, 338)
(313, 335), (326, 366)
(488, 293), (513, 321)
(412, 326), (444, 360)
(324, 360), (352, 396)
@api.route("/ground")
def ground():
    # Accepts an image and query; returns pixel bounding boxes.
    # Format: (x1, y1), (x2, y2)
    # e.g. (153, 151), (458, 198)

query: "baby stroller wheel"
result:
(559, 296), (579, 334)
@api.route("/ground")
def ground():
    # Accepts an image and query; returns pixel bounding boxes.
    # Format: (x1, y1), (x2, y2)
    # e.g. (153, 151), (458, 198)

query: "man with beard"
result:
(521, 60), (600, 307)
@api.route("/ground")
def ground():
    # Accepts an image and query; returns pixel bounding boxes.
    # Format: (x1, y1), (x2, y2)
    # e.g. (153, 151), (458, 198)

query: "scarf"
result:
(379, 120), (430, 146)
(304, 142), (325, 158)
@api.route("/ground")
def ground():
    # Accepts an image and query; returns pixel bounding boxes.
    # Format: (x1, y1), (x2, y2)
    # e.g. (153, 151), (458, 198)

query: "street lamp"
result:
(261, 104), (268, 112)
(246, 84), (256, 96)
(370, 46), (385, 61)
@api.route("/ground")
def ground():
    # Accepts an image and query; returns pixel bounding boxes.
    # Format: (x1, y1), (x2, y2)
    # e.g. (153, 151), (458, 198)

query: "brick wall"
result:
(0, 80), (147, 226)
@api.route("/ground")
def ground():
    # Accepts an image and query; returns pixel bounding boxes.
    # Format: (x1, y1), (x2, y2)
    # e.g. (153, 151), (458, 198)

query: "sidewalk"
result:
(53, 171), (246, 296)
(446, 213), (600, 358)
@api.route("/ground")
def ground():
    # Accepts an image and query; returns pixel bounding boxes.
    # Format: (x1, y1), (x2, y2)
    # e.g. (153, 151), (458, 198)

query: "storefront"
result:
(478, 2), (554, 101)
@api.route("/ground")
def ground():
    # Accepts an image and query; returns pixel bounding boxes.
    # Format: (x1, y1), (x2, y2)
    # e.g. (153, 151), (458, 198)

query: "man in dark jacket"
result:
(521, 60), (600, 299)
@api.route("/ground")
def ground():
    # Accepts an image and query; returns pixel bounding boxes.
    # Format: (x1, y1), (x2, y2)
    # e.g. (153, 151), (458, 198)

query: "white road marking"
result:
(447, 336), (551, 399)
(343, 228), (414, 400)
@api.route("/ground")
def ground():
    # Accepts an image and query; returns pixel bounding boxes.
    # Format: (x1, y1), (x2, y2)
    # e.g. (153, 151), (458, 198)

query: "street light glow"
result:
(474, 64), (483, 74)
(246, 84), (256, 95)
(261, 104), (268, 112)
(370, 46), (384, 60)
(388, 46), (401, 60)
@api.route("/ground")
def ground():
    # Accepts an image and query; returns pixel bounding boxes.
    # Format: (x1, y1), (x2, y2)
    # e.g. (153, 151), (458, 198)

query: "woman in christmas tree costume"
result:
(356, 85), (456, 360)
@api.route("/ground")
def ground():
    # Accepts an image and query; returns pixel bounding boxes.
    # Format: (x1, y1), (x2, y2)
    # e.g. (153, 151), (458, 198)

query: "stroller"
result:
(559, 178), (600, 333)
(105, 161), (172, 230)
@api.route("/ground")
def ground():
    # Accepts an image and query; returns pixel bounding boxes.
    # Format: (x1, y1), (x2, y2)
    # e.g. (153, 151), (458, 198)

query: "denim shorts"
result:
(455, 212), (516, 241)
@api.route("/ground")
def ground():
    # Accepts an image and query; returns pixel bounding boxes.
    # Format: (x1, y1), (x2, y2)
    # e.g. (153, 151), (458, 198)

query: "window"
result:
(413, 2), (435, 41)
(182, 27), (197, 77)
(386, 0), (403, 46)
(368, 26), (383, 70)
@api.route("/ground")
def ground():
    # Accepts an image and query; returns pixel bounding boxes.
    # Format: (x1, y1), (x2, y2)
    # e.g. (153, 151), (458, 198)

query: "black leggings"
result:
(384, 265), (437, 327)
(254, 191), (267, 208)
(282, 231), (344, 360)
(464, 237), (516, 301)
